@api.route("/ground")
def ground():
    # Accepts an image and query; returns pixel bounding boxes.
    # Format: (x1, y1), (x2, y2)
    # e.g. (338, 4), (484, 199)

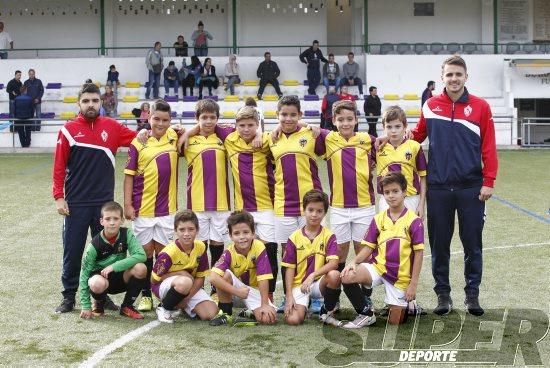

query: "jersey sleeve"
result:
(123, 141), (139, 175)
(325, 233), (339, 261)
(281, 238), (298, 268)
(151, 252), (173, 283)
(363, 219), (380, 249)
(314, 128), (330, 156)
(255, 249), (273, 281)
(195, 246), (210, 278)
(211, 249), (232, 277)
(215, 124), (236, 142)
(52, 127), (71, 200)
(415, 145), (428, 177)
(111, 229), (147, 273)
(409, 218), (425, 251)
(79, 244), (98, 310)
(480, 102), (498, 187)
(118, 122), (138, 147)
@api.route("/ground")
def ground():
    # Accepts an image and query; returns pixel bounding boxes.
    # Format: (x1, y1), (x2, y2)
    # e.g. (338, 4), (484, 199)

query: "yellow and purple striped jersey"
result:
(323, 131), (376, 208)
(124, 128), (179, 217)
(212, 239), (273, 287)
(269, 127), (325, 216)
(183, 133), (230, 212)
(376, 139), (427, 196)
(281, 226), (338, 288)
(223, 130), (275, 212)
(363, 208), (424, 290)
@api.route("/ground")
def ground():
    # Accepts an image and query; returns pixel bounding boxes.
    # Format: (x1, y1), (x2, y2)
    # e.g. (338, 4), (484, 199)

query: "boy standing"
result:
(79, 202), (147, 319)
(151, 210), (219, 323)
(281, 190), (342, 327)
(124, 99), (179, 312)
(341, 172), (424, 327)
(210, 211), (277, 326)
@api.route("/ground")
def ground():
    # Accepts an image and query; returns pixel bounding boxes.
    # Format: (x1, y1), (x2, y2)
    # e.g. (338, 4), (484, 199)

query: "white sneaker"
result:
(343, 314), (376, 329)
(170, 309), (182, 319)
(320, 311), (343, 327)
(156, 306), (175, 324)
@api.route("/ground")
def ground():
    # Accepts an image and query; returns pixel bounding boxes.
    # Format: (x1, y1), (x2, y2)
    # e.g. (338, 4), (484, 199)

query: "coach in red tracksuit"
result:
(52, 83), (137, 313)
(412, 56), (498, 317)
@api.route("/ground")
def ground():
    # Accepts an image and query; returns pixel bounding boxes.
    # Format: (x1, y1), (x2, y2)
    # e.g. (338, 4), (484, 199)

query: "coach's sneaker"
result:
(320, 311), (343, 327)
(137, 296), (153, 312)
(276, 297), (286, 314)
(342, 313), (376, 329)
(209, 312), (233, 326)
(465, 296), (484, 316)
(105, 295), (119, 311)
(54, 298), (75, 314)
(433, 294), (453, 315)
(156, 306), (175, 324)
(309, 298), (324, 314)
(92, 299), (105, 317)
(120, 305), (144, 320)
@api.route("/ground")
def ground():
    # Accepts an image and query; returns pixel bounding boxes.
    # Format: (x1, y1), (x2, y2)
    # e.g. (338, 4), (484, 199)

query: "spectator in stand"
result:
(339, 85), (359, 132)
(299, 40), (328, 96)
(224, 54), (241, 96)
(6, 70), (22, 121)
(145, 41), (163, 99)
(163, 61), (180, 97)
(321, 86), (340, 131)
(132, 102), (151, 131)
(363, 86), (381, 137)
(174, 35), (189, 57)
(256, 51), (283, 100)
(0, 22), (14, 59)
(106, 64), (120, 95)
(244, 96), (265, 131)
(192, 21), (213, 57)
(180, 56), (202, 97)
(340, 52), (364, 98)
(198, 57), (218, 99)
(421, 80), (435, 107)
(13, 86), (34, 147)
(322, 53), (341, 94)
(101, 85), (117, 118)
(23, 69), (44, 132)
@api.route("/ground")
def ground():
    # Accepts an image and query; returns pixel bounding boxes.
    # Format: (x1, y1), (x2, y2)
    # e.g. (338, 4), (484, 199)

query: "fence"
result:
(520, 118), (550, 147)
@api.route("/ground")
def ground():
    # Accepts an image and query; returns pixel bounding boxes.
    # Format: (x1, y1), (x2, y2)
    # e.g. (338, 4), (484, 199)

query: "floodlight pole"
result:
(232, 0), (237, 54)
(493, 0), (498, 54)
(100, 0), (106, 56)
(364, 0), (369, 53)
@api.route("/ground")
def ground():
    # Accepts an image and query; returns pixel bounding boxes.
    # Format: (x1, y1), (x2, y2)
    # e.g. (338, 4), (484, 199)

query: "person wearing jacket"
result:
(322, 53), (341, 93)
(256, 51), (283, 99)
(13, 86), (34, 147)
(6, 70), (22, 123)
(145, 42), (163, 99)
(198, 57), (218, 99)
(224, 54), (241, 95)
(163, 61), (180, 96)
(299, 40), (328, 95)
(363, 86), (381, 137)
(23, 69), (44, 131)
(191, 21), (213, 56)
(411, 55), (497, 317)
(180, 56), (202, 97)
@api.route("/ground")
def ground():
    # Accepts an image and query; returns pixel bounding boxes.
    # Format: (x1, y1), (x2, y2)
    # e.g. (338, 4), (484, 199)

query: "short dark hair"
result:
(379, 172), (407, 192)
(195, 99), (220, 119)
(154, 41), (161, 48)
(244, 96), (257, 107)
(369, 86), (377, 92)
(303, 189), (329, 212)
(174, 210), (199, 230)
(277, 95), (301, 112)
(328, 53), (334, 57)
(442, 55), (467, 72)
(332, 100), (357, 119)
(348, 51), (354, 56)
(101, 201), (124, 218)
(264, 51), (271, 57)
(227, 210), (255, 234)
(150, 99), (172, 114)
(78, 83), (101, 99)
(382, 105), (407, 127)
(109, 64), (116, 69)
(168, 60), (175, 66)
(312, 40), (319, 45)
(15, 70), (21, 75)
(198, 20), (204, 27)
(427, 80), (435, 88)
(19, 85), (27, 94)
(28, 68), (35, 73)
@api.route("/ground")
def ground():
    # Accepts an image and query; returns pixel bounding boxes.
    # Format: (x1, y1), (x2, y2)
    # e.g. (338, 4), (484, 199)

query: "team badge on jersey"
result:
(319, 242), (324, 251)
(405, 151), (412, 161)
(116, 242), (124, 253)
(299, 137), (307, 148)
(217, 138), (223, 146)
(101, 130), (108, 142)
(464, 105), (472, 117)
(360, 139), (366, 145)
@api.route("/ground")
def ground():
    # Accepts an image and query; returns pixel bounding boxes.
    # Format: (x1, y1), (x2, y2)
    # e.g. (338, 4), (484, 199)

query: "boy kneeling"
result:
(341, 172), (424, 327)
(209, 211), (277, 326)
(80, 201), (147, 319)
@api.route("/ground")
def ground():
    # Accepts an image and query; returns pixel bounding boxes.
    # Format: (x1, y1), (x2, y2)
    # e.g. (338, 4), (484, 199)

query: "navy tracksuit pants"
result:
(61, 205), (103, 300)
(307, 68), (321, 95)
(427, 186), (485, 298)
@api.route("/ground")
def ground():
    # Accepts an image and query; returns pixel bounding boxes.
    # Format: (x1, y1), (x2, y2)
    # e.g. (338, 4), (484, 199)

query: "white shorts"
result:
(226, 270), (276, 311)
(158, 276), (214, 318)
(378, 195), (420, 214)
(197, 211), (231, 243)
(250, 210), (276, 243)
(274, 216), (306, 244)
(133, 215), (175, 246)
(330, 206), (376, 243)
(359, 263), (407, 307)
(292, 277), (324, 308)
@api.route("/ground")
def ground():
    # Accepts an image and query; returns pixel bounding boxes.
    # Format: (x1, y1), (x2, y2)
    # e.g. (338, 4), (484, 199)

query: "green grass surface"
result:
(0, 150), (548, 367)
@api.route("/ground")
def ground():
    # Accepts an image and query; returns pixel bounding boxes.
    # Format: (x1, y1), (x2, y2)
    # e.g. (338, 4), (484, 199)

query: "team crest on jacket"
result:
(405, 151), (412, 160)
(101, 130), (108, 142)
(299, 137), (307, 148)
(464, 105), (472, 117)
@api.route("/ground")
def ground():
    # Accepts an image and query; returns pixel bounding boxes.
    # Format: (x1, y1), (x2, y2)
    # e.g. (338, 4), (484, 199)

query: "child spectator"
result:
(163, 61), (180, 97)
(132, 102), (151, 131)
(101, 85), (117, 118)
(124, 99), (180, 312)
(341, 172), (424, 327)
(224, 54), (241, 95)
(151, 210), (219, 323)
(79, 201), (147, 320)
(198, 57), (218, 99)
(106, 64), (120, 95)
(320, 86), (340, 130)
(209, 211), (277, 326)
(281, 190), (342, 327)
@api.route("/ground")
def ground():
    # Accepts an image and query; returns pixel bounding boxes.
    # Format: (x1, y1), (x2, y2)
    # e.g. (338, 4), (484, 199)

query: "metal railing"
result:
(520, 118), (550, 147)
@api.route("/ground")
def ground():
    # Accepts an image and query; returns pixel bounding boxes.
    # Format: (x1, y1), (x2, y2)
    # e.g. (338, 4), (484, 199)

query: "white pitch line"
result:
(78, 321), (160, 368)
(78, 241), (549, 367)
